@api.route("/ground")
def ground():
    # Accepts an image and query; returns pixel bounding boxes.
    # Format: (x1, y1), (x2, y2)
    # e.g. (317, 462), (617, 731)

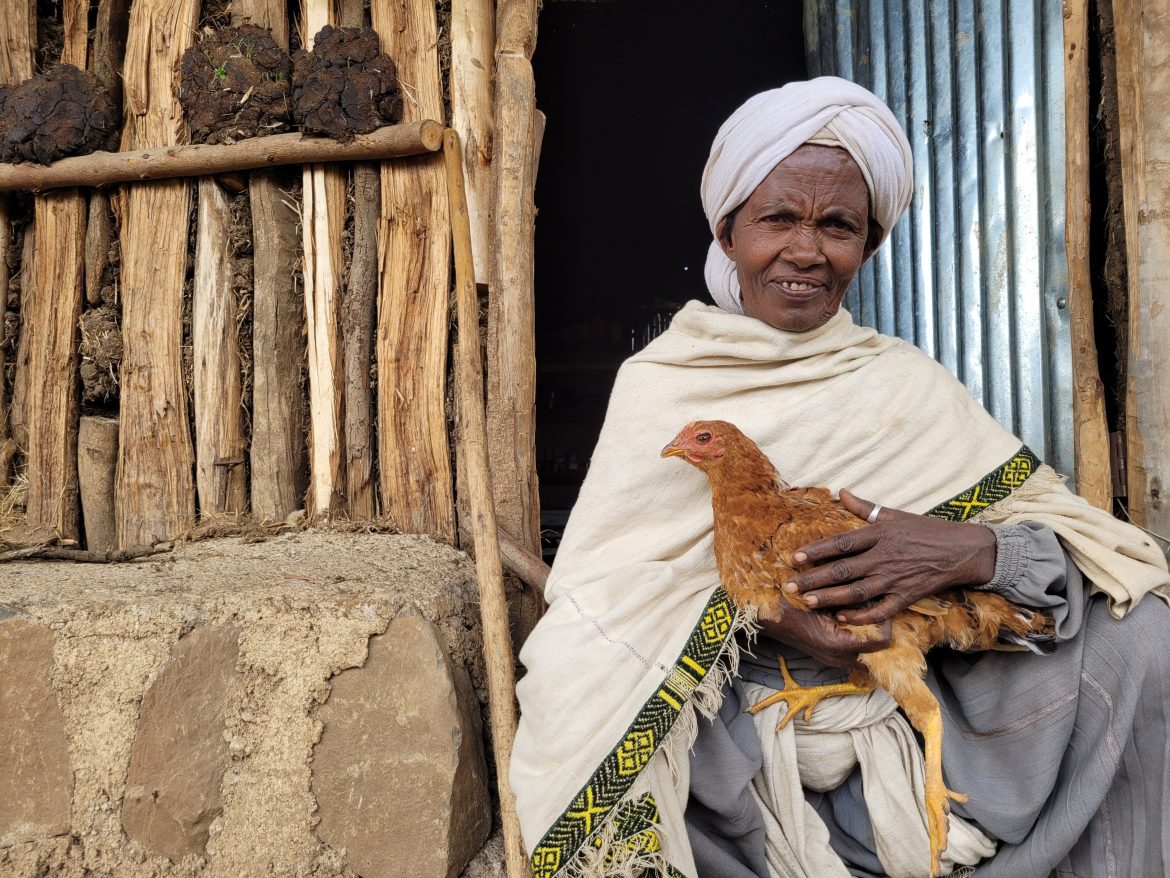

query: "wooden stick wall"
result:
(0, 0), (544, 569)
(1113, 0), (1170, 537)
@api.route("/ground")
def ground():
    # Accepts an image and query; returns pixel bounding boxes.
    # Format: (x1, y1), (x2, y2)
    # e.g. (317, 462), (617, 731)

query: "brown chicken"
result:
(662, 419), (1054, 877)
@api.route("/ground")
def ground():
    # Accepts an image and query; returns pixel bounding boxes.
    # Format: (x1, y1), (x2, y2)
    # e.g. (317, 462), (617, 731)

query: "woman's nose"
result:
(780, 227), (826, 268)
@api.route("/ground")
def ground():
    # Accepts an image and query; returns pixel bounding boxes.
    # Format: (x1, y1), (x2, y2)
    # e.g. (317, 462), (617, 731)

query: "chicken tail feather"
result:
(996, 606), (1057, 654)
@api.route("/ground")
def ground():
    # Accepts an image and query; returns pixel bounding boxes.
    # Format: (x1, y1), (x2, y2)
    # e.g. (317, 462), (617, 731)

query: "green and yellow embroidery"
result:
(926, 446), (1040, 521)
(530, 588), (735, 878)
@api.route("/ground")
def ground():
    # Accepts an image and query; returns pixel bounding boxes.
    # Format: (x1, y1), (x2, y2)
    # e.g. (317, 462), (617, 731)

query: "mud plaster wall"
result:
(0, 532), (493, 877)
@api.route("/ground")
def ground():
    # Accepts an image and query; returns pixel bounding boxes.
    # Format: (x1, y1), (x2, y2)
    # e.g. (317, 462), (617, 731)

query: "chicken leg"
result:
(746, 656), (877, 730)
(860, 647), (967, 877)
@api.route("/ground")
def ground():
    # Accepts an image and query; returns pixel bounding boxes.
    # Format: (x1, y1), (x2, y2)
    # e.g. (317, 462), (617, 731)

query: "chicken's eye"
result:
(696, 431), (712, 444)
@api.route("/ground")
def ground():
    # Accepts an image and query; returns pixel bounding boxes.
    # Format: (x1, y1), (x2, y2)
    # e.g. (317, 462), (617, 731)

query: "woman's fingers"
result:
(836, 489), (880, 523)
(792, 525), (881, 566)
(834, 595), (909, 626)
(799, 575), (889, 609)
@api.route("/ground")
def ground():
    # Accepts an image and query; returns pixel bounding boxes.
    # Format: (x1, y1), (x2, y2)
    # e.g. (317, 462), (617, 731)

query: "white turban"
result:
(701, 77), (914, 313)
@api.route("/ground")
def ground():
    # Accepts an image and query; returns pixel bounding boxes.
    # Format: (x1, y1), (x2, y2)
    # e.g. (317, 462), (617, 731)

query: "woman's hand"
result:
(756, 608), (891, 671)
(784, 489), (998, 626)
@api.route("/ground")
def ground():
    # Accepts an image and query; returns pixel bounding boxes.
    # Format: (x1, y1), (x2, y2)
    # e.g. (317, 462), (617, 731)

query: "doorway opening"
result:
(532, 0), (808, 559)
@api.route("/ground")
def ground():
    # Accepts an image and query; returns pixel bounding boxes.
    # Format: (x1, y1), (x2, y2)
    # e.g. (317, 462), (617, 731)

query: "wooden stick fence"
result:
(0, 5), (541, 871)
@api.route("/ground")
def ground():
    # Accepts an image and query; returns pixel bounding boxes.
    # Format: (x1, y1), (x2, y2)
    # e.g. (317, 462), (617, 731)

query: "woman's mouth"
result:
(771, 280), (825, 298)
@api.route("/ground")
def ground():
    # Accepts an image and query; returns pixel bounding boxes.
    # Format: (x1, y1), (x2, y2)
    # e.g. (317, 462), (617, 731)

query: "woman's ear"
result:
(716, 214), (736, 259)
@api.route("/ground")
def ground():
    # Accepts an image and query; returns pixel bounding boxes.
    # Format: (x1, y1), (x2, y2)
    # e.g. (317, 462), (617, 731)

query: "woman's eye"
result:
(696, 432), (712, 444)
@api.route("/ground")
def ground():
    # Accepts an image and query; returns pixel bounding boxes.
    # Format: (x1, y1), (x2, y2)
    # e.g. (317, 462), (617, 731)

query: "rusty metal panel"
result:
(804, 0), (1073, 478)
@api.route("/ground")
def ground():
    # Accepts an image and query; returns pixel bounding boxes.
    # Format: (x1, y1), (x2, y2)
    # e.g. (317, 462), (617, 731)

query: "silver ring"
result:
(866, 504), (882, 524)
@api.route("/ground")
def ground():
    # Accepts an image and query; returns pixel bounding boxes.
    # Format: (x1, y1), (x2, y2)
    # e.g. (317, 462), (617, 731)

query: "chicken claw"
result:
(746, 656), (876, 730)
(925, 772), (969, 876)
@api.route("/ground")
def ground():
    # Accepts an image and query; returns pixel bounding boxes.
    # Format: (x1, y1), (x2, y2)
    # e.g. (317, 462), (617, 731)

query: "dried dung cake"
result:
(292, 26), (404, 141)
(179, 24), (293, 144)
(0, 65), (118, 165)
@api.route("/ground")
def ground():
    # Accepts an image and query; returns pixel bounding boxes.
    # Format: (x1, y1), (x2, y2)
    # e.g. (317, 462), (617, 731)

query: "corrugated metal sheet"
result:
(804, 0), (1073, 479)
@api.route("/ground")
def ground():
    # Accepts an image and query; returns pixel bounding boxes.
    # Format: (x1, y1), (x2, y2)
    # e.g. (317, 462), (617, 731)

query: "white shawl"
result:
(511, 302), (1169, 878)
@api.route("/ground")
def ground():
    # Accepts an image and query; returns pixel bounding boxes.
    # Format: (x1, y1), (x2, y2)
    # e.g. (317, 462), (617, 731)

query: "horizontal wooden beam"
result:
(0, 120), (444, 192)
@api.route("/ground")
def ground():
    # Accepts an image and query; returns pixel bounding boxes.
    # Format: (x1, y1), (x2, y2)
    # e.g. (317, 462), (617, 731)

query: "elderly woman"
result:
(510, 78), (1170, 878)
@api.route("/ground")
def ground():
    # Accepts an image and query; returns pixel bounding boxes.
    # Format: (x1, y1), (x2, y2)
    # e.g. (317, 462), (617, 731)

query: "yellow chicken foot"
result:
(746, 656), (876, 730)
(921, 712), (968, 876)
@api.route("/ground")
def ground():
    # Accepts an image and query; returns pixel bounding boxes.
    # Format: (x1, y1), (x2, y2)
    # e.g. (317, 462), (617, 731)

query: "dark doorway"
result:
(532, 0), (808, 558)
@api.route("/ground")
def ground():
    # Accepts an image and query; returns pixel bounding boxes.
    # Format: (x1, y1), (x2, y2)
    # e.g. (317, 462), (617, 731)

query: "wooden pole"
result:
(78, 415), (118, 552)
(489, 0), (541, 554)
(0, 122), (444, 192)
(1064, 0), (1111, 510)
(84, 0), (130, 308)
(371, 0), (456, 541)
(9, 225), (34, 452)
(115, 0), (199, 546)
(23, 0), (89, 542)
(1114, 0), (1170, 534)
(0, 0), (35, 487)
(23, 191), (85, 541)
(343, 163), (379, 519)
(300, 0), (348, 522)
(232, 0), (305, 524)
(460, 521), (550, 594)
(445, 128), (527, 878)
(249, 171), (307, 521)
(451, 0), (495, 285)
(193, 177), (247, 516)
(334, 0), (377, 520)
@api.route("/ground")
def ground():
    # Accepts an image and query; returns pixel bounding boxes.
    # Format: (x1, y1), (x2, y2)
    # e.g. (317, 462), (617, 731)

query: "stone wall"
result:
(0, 532), (496, 878)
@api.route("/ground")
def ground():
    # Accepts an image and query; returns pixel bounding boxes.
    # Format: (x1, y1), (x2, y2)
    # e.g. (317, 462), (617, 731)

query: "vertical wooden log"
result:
(445, 129), (526, 878)
(234, 0), (306, 523)
(192, 0), (248, 517)
(489, 0), (540, 553)
(23, 192), (85, 541)
(1064, 0), (1111, 510)
(0, 0), (35, 486)
(60, 0), (88, 68)
(343, 164), (379, 518)
(371, 0), (455, 540)
(237, 0), (287, 48)
(115, 0), (199, 546)
(23, 0), (88, 541)
(451, 0), (495, 285)
(249, 173), (307, 521)
(193, 178), (247, 515)
(301, 0), (347, 521)
(78, 415), (118, 552)
(10, 225), (34, 451)
(336, 0), (376, 520)
(1114, 0), (1170, 534)
(0, 212), (10, 478)
(0, 0), (35, 84)
(85, 0), (130, 309)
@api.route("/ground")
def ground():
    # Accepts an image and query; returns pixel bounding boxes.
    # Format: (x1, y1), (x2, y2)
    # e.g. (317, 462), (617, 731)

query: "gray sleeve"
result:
(976, 522), (1086, 641)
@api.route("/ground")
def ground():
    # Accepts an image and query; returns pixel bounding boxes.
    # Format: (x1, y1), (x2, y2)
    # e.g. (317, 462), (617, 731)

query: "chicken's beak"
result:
(661, 442), (685, 459)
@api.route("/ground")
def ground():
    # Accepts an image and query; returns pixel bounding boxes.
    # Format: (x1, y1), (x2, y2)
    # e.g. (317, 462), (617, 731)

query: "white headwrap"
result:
(702, 77), (914, 313)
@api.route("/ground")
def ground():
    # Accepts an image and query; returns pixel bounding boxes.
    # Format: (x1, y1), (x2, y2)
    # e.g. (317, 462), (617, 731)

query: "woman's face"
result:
(718, 144), (875, 332)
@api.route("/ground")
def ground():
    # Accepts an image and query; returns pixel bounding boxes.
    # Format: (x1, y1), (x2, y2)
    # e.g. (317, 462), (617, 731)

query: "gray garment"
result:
(685, 523), (1170, 878)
